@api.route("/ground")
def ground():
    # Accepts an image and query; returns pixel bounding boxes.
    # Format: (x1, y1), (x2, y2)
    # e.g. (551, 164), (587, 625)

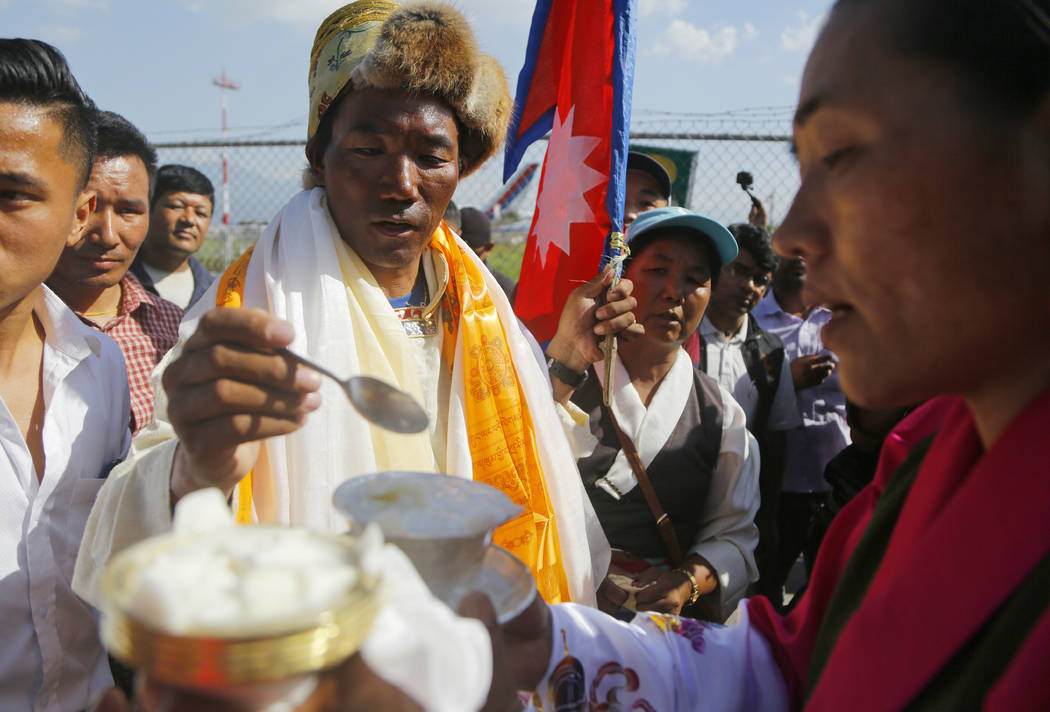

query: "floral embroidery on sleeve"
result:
(645, 613), (709, 655)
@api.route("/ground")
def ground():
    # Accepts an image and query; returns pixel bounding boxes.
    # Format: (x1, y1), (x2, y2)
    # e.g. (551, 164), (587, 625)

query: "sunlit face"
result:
(146, 190), (212, 258)
(774, 3), (1050, 408)
(50, 154), (150, 290)
(711, 248), (771, 318)
(624, 230), (712, 349)
(310, 87), (460, 276)
(0, 102), (92, 310)
(623, 168), (668, 228)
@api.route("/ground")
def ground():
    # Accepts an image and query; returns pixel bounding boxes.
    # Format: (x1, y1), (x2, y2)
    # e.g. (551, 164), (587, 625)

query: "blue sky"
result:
(2, 0), (834, 142)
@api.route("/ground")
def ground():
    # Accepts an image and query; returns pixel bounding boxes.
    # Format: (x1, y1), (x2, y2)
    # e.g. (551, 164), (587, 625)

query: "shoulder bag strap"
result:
(605, 408), (684, 567)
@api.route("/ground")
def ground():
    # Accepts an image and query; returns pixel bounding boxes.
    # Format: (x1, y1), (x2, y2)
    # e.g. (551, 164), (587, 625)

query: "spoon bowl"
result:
(279, 348), (429, 434)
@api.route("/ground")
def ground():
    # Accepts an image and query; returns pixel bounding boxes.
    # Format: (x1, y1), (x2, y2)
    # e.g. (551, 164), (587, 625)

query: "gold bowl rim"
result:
(100, 526), (380, 687)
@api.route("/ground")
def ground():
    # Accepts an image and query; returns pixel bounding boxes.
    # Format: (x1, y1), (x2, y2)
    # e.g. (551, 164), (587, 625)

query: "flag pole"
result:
(600, 231), (628, 405)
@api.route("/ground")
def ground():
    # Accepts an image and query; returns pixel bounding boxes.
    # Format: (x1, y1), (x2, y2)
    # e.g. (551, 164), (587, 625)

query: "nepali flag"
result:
(504, 0), (638, 343)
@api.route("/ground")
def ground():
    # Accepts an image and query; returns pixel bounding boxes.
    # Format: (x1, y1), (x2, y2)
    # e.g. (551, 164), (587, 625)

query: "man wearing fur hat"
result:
(75, 1), (631, 615)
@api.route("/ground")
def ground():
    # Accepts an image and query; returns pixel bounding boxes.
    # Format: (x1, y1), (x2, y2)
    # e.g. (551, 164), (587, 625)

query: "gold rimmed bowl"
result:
(99, 526), (380, 688)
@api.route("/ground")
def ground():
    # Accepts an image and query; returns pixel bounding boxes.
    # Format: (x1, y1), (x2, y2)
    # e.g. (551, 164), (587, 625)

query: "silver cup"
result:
(333, 472), (523, 603)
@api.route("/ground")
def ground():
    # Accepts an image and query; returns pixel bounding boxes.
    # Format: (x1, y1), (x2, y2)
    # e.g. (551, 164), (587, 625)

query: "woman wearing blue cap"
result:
(544, 206), (761, 622)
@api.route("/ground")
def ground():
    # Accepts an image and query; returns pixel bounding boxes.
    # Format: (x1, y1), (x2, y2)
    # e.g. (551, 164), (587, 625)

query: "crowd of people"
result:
(1, 0), (1048, 709)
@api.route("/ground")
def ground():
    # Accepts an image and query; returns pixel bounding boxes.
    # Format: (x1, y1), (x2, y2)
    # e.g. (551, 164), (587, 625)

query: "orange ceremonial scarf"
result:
(215, 224), (572, 603)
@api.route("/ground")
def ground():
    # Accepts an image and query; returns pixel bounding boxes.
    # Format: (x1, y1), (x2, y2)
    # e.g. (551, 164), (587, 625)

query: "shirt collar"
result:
(120, 271), (157, 315)
(755, 289), (831, 324)
(37, 285), (103, 362)
(699, 314), (747, 344)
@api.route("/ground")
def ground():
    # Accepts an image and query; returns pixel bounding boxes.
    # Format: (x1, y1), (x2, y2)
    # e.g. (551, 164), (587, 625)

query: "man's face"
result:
(145, 190), (213, 259)
(0, 102), (93, 310)
(51, 154), (151, 290)
(773, 255), (806, 294)
(623, 168), (668, 228)
(711, 248), (771, 318)
(310, 87), (460, 276)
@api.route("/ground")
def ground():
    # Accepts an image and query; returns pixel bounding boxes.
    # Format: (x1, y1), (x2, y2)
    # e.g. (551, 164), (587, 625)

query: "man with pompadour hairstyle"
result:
(0, 38), (131, 712)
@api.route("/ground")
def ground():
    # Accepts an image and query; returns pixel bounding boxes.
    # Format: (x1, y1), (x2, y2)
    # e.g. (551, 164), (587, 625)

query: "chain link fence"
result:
(153, 110), (798, 280)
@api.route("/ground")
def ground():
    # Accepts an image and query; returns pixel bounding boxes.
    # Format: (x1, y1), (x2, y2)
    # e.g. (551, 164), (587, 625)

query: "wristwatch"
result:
(546, 355), (588, 389)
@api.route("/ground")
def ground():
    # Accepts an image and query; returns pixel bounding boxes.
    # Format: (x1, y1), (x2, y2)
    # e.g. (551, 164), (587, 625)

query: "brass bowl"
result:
(100, 527), (380, 688)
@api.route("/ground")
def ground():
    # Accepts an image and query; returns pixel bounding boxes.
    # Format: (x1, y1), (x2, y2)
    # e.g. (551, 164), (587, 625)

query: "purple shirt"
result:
(752, 291), (850, 493)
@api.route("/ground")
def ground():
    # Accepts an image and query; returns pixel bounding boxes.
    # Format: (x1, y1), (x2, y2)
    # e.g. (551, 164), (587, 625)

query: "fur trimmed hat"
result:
(308, 1), (511, 176)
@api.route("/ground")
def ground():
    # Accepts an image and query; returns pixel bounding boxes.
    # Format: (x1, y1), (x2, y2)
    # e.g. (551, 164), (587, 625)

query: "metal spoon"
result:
(279, 348), (429, 434)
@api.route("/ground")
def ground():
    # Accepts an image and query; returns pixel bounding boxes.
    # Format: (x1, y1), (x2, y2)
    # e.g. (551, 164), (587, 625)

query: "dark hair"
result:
(832, 0), (1050, 117)
(727, 223), (777, 274)
(626, 229), (721, 289)
(95, 110), (157, 197)
(0, 38), (98, 188)
(459, 207), (492, 248)
(151, 164), (215, 209)
(443, 199), (461, 232)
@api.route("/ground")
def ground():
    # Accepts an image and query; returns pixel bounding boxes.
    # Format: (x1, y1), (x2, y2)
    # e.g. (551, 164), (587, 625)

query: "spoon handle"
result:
(278, 347), (346, 387)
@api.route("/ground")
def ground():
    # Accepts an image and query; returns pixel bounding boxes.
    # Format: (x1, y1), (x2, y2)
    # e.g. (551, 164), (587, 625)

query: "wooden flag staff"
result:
(600, 231), (630, 406)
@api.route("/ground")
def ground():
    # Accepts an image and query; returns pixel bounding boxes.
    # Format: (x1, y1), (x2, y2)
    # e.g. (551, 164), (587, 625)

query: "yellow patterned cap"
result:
(308, 1), (400, 139)
(305, 1), (512, 176)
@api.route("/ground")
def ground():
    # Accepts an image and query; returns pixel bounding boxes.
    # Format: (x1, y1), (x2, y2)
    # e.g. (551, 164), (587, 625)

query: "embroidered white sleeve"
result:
(528, 603), (788, 712)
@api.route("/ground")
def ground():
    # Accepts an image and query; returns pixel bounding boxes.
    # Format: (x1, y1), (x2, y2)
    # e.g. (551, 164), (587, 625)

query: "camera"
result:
(736, 171), (754, 190)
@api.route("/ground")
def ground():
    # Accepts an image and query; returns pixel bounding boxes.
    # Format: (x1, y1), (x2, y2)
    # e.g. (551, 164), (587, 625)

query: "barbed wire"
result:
(152, 114), (801, 280)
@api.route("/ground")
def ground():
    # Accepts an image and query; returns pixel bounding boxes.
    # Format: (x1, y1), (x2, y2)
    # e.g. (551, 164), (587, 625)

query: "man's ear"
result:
(305, 139), (325, 188)
(69, 190), (96, 247)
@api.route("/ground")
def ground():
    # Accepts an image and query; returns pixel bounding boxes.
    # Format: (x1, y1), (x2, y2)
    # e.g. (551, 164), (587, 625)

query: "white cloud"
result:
(36, 24), (83, 43)
(780, 10), (826, 52)
(639, 0), (687, 18)
(174, 0), (354, 25)
(44, 0), (109, 12)
(647, 20), (738, 63)
(744, 22), (758, 40)
(177, 0), (535, 29)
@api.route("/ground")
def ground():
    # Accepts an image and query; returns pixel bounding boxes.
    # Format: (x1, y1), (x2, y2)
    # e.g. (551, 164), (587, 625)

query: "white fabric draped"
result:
(75, 188), (607, 610)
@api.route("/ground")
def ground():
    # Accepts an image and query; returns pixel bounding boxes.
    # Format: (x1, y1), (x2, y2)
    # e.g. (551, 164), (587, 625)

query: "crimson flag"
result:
(504, 0), (637, 342)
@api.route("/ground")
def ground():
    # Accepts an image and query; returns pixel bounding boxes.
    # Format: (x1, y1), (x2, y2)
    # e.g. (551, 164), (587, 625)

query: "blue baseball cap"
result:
(625, 206), (738, 271)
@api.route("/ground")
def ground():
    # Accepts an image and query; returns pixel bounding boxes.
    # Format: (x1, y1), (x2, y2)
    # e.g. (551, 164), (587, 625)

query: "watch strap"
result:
(546, 356), (588, 389)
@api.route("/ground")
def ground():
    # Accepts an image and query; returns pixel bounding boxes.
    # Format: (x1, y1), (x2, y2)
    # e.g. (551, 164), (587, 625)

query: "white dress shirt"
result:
(752, 292), (850, 493)
(698, 315), (801, 433)
(0, 287), (131, 712)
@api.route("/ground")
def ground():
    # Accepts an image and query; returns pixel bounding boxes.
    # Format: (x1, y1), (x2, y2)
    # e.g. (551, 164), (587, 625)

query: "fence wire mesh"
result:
(153, 109), (797, 280)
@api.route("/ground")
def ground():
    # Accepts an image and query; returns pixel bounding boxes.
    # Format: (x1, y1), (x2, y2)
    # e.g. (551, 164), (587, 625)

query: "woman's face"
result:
(774, 2), (1050, 409)
(623, 230), (712, 350)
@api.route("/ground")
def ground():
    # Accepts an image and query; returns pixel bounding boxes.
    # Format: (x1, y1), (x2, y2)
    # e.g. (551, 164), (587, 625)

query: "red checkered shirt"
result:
(78, 273), (183, 435)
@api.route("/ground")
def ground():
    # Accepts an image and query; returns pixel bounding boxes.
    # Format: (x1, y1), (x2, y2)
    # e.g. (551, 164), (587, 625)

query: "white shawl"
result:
(77, 188), (607, 606)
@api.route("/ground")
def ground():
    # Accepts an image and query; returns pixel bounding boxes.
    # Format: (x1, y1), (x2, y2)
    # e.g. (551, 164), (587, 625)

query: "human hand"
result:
(748, 196), (767, 229)
(90, 656), (426, 712)
(459, 589), (553, 706)
(790, 353), (836, 390)
(632, 567), (693, 616)
(163, 308), (323, 502)
(596, 576), (630, 613)
(545, 267), (640, 397)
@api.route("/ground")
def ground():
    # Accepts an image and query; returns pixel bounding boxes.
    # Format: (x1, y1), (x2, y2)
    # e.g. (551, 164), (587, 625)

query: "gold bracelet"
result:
(678, 568), (701, 605)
